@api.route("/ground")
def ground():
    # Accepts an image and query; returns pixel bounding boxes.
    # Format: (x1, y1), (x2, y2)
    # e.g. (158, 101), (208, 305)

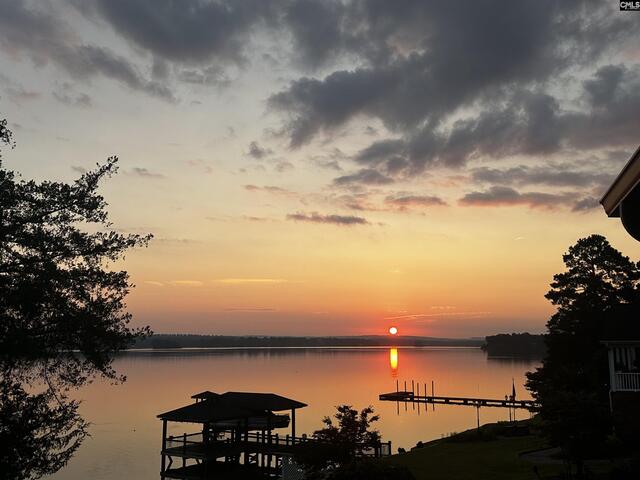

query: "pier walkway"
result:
(379, 391), (538, 410)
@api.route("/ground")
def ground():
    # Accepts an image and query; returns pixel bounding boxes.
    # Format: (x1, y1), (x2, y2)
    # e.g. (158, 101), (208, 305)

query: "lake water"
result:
(48, 347), (539, 479)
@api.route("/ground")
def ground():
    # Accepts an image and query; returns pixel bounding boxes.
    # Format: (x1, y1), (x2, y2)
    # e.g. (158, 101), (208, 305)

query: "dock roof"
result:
(219, 392), (307, 411)
(158, 391), (307, 424)
(158, 401), (256, 424)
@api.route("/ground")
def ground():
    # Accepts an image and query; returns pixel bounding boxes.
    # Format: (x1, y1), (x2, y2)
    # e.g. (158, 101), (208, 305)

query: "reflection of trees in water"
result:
(0, 366), (88, 479)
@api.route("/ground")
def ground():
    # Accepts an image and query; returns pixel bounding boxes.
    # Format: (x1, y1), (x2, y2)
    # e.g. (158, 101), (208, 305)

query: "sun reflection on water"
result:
(389, 347), (398, 377)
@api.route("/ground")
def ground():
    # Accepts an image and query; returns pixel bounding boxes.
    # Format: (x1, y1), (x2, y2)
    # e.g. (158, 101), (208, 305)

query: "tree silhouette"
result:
(1, 119), (151, 385)
(0, 116), (151, 478)
(296, 404), (382, 472)
(526, 235), (640, 473)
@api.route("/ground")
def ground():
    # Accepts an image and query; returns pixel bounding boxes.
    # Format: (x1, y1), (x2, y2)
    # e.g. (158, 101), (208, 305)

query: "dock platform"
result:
(379, 391), (538, 410)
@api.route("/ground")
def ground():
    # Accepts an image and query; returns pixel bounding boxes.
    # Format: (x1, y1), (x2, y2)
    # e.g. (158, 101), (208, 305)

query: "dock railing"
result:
(165, 430), (392, 458)
(614, 372), (640, 391)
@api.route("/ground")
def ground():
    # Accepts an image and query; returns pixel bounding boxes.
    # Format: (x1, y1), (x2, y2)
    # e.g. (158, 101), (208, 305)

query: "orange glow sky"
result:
(2, 1), (640, 338)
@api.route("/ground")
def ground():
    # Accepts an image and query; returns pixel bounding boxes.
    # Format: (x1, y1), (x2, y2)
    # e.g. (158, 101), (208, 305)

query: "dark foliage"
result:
(0, 116), (150, 479)
(134, 333), (483, 349)
(0, 117), (14, 156)
(526, 235), (640, 469)
(483, 333), (546, 357)
(0, 119), (151, 385)
(296, 405), (382, 471)
(305, 460), (415, 480)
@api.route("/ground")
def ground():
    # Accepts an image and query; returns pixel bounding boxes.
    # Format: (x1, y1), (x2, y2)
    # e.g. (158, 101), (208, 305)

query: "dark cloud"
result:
(270, 1), (630, 146)
(247, 141), (273, 159)
(385, 194), (447, 210)
(471, 164), (613, 189)
(313, 158), (342, 171)
(572, 196), (600, 212)
(460, 186), (563, 209)
(310, 147), (346, 171)
(177, 65), (230, 87)
(284, 0), (348, 69)
(286, 211), (369, 225)
(459, 186), (594, 211)
(329, 63), (640, 181)
(83, 0), (278, 65)
(333, 168), (393, 186)
(131, 167), (165, 178)
(244, 184), (295, 196)
(0, 0), (174, 100)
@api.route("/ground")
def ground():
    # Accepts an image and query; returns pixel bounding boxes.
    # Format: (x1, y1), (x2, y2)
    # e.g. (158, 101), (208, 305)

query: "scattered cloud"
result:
(223, 307), (277, 312)
(471, 164), (613, 189)
(131, 167), (165, 179)
(459, 186), (597, 211)
(384, 194), (447, 210)
(247, 141), (273, 159)
(52, 83), (92, 107)
(334, 168), (393, 186)
(287, 211), (369, 225)
(216, 278), (289, 285)
(572, 196), (601, 212)
(4, 86), (40, 104)
(244, 184), (296, 196)
(275, 160), (294, 173)
(168, 280), (204, 287)
(384, 311), (491, 321)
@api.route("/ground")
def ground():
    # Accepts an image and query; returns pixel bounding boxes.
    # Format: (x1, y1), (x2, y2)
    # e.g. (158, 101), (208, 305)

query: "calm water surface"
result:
(48, 347), (539, 479)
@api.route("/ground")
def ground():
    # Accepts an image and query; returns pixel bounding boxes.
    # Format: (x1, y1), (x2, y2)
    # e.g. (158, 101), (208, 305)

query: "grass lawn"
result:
(385, 423), (564, 480)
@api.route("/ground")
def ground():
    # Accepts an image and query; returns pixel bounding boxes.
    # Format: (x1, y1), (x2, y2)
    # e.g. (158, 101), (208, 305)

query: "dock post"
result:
(411, 380), (415, 410)
(182, 433), (186, 468)
(404, 380), (408, 411)
(161, 420), (167, 476)
(432, 380), (435, 411)
(291, 408), (296, 444)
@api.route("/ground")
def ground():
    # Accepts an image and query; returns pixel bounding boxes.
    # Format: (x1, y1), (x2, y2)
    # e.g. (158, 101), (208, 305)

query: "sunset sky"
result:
(1, 0), (640, 337)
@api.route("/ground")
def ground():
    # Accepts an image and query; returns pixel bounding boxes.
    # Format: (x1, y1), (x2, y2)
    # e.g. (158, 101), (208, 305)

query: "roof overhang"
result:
(602, 340), (640, 347)
(600, 145), (640, 217)
(601, 146), (640, 241)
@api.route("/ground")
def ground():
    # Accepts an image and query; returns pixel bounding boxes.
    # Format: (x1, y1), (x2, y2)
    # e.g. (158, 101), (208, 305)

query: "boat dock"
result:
(379, 390), (537, 410)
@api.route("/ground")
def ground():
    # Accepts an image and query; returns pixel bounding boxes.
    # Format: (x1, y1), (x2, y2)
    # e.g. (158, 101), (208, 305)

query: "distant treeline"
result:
(131, 334), (484, 349)
(483, 333), (546, 357)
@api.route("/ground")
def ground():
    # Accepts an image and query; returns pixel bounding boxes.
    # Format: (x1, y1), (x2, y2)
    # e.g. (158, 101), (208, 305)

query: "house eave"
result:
(600, 144), (640, 217)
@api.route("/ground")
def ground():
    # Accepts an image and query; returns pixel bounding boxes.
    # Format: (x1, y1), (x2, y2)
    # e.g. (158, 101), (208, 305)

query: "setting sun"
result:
(389, 326), (398, 335)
